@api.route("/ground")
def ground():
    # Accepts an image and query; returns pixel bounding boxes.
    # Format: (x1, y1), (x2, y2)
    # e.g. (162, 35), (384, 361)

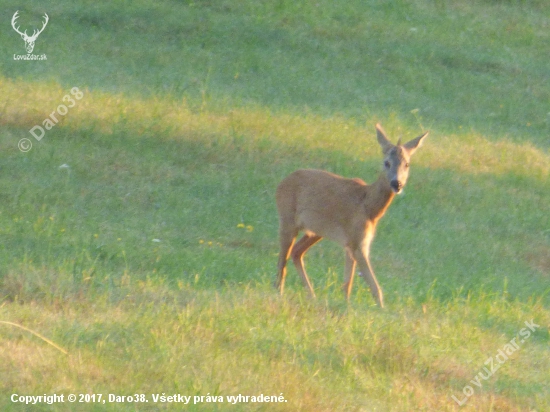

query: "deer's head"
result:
(376, 124), (428, 194)
(12, 11), (49, 54)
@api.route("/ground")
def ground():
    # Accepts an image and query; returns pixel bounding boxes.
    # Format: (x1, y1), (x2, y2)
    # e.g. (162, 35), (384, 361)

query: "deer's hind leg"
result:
(276, 224), (297, 295)
(291, 234), (322, 297)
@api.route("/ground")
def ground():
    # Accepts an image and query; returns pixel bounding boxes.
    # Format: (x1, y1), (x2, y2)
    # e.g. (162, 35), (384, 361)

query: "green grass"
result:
(1, 0), (549, 411)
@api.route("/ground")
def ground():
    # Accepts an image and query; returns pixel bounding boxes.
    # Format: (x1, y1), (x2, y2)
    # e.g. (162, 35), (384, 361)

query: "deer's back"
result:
(276, 169), (369, 243)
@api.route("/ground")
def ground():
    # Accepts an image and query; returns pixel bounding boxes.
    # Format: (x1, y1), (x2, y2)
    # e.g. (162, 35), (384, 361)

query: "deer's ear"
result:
(402, 131), (428, 156)
(376, 124), (393, 154)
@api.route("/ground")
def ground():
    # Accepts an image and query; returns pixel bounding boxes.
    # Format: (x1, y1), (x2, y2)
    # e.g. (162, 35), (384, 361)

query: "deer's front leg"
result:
(353, 247), (384, 308)
(342, 248), (356, 300)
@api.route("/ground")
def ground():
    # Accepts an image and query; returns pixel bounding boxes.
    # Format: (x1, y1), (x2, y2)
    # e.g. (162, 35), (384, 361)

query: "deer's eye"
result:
(384, 160), (390, 169)
(405, 162), (410, 168)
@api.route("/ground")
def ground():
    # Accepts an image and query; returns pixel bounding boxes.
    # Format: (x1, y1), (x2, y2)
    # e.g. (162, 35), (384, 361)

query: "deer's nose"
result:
(390, 180), (403, 193)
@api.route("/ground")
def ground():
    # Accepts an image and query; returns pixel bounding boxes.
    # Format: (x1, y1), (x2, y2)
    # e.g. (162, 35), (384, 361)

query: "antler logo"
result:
(11, 11), (49, 54)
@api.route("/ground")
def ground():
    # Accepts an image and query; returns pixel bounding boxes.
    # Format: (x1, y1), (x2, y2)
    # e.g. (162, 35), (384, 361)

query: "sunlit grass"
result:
(1, 76), (548, 411)
(1, 0), (549, 410)
(2, 77), (548, 180)
(1, 273), (548, 411)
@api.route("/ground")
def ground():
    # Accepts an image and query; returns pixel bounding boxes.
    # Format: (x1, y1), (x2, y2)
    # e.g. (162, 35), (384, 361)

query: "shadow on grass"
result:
(1, 116), (548, 311)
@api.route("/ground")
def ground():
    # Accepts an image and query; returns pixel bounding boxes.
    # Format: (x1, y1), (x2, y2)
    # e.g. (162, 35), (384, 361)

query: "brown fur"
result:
(275, 124), (428, 307)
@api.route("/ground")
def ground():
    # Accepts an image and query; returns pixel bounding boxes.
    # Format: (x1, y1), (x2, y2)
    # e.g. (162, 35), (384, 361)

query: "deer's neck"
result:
(365, 173), (395, 223)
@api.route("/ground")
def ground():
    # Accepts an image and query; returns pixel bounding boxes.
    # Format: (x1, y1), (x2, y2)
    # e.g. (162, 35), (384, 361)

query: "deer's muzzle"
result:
(390, 180), (403, 193)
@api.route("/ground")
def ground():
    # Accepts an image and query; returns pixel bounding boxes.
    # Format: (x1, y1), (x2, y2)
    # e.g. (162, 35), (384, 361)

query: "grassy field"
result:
(1, 0), (549, 411)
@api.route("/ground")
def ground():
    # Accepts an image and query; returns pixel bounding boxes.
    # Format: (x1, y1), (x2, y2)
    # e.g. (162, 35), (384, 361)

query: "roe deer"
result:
(275, 124), (428, 307)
